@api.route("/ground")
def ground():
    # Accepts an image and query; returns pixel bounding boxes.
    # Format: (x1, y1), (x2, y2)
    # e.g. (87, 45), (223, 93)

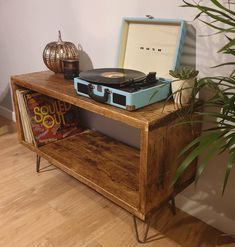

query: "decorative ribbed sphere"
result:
(43, 31), (79, 73)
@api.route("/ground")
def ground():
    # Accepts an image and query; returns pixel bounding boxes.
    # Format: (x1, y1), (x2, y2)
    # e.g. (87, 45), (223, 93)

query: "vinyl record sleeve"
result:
(24, 92), (81, 146)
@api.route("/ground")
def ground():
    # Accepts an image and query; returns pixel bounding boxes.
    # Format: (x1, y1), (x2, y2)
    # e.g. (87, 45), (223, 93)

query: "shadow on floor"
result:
(0, 116), (16, 136)
(136, 204), (235, 247)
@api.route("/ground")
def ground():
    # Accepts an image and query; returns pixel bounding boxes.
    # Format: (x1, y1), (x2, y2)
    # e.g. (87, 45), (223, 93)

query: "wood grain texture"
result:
(141, 116), (201, 218)
(11, 71), (202, 222)
(0, 124), (234, 247)
(37, 130), (140, 216)
(11, 71), (200, 130)
(138, 112), (202, 219)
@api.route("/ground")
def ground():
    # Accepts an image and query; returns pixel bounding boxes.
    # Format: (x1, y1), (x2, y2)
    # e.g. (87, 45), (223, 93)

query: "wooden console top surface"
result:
(11, 71), (186, 130)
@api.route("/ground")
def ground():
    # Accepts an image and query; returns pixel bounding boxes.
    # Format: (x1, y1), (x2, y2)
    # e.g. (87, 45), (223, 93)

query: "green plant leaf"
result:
(195, 5), (235, 25)
(222, 151), (235, 195)
(149, 83), (169, 102)
(212, 62), (235, 68)
(220, 134), (235, 153)
(175, 0), (235, 192)
(196, 137), (227, 184)
(211, 0), (235, 17)
(169, 66), (198, 79)
(197, 112), (235, 123)
(199, 19), (235, 33)
(218, 39), (235, 52)
(173, 130), (225, 184)
(224, 49), (235, 56)
(182, 0), (235, 21)
(194, 11), (203, 20)
(225, 35), (233, 41)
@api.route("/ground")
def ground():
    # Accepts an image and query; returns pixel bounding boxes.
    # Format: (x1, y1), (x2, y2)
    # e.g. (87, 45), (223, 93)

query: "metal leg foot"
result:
(36, 155), (41, 173)
(133, 216), (150, 243)
(171, 197), (176, 215)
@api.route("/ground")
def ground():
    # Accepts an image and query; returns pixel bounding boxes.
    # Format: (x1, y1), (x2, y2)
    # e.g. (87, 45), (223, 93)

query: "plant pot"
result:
(171, 77), (196, 105)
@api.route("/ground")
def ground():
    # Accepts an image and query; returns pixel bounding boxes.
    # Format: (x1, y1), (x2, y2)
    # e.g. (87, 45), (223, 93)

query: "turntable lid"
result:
(117, 18), (187, 79)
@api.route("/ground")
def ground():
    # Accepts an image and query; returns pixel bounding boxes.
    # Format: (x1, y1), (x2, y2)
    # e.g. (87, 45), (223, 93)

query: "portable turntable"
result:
(74, 17), (196, 110)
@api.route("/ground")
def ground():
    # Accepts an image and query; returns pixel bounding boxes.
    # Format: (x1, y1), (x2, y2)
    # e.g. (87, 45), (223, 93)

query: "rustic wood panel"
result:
(143, 116), (202, 217)
(139, 129), (148, 214)
(10, 71), (203, 221)
(37, 130), (141, 217)
(11, 71), (199, 130)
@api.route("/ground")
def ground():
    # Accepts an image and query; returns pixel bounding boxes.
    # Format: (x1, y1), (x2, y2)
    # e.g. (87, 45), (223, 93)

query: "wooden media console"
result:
(11, 71), (201, 242)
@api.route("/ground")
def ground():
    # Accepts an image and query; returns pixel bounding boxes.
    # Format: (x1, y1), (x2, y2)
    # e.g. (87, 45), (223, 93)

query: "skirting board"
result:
(0, 106), (15, 122)
(176, 194), (235, 236)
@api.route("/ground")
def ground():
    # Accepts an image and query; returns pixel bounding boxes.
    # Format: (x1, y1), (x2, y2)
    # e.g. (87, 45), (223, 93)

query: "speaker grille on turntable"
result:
(77, 83), (88, 95)
(113, 93), (126, 106)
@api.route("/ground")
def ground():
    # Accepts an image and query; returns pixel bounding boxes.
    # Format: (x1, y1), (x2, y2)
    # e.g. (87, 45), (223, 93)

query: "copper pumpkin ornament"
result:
(43, 31), (79, 73)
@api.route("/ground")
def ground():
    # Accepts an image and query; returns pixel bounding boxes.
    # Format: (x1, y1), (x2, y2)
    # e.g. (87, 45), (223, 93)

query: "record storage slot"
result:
(13, 84), (140, 212)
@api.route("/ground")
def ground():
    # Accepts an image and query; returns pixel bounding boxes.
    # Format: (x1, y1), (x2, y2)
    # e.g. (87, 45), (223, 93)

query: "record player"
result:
(74, 17), (196, 111)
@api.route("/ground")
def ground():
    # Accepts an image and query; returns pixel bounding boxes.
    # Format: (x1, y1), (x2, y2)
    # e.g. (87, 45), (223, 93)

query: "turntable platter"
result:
(79, 68), (146, 86)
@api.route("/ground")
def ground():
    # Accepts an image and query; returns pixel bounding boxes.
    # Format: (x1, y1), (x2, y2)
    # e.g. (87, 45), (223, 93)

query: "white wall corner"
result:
(176, 194), (235, 236)
(12, 111), (16, 122)
(0, 106), (15, 121)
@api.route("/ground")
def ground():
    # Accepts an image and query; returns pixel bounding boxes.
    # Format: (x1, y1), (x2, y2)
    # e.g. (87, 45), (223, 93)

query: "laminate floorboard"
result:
(0, 117), (234, 247)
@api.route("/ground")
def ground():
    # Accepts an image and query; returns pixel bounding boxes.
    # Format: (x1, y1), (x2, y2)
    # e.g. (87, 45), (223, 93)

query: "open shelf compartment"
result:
(12, 71), (201, 221)
(37, 129), (140, 213)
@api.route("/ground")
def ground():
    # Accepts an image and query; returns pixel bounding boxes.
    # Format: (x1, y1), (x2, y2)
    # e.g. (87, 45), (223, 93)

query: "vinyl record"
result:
(79, 68), (146, 86)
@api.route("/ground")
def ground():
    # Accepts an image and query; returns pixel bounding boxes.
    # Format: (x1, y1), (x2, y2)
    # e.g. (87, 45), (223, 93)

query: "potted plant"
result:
(169, 66), (199, 105)
(174, 0), (235, 194)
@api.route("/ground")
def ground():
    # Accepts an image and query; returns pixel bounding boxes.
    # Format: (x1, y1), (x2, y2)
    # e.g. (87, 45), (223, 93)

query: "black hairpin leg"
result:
(171, 197), (176, 215)
(133, 216), (151, 243)
(36, 155), (41, 173)
(133, 197), (176, 243)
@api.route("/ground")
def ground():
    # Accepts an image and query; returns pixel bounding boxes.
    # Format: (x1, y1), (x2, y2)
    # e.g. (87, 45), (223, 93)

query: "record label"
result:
(101, 72), (125, 78)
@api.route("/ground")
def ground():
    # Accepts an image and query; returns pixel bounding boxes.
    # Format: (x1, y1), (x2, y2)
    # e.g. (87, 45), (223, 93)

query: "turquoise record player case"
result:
(74, 17), (196, 111)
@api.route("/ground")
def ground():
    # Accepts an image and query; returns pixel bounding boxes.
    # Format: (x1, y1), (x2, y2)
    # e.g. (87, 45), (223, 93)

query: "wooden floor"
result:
(0, 116), (235, 247)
